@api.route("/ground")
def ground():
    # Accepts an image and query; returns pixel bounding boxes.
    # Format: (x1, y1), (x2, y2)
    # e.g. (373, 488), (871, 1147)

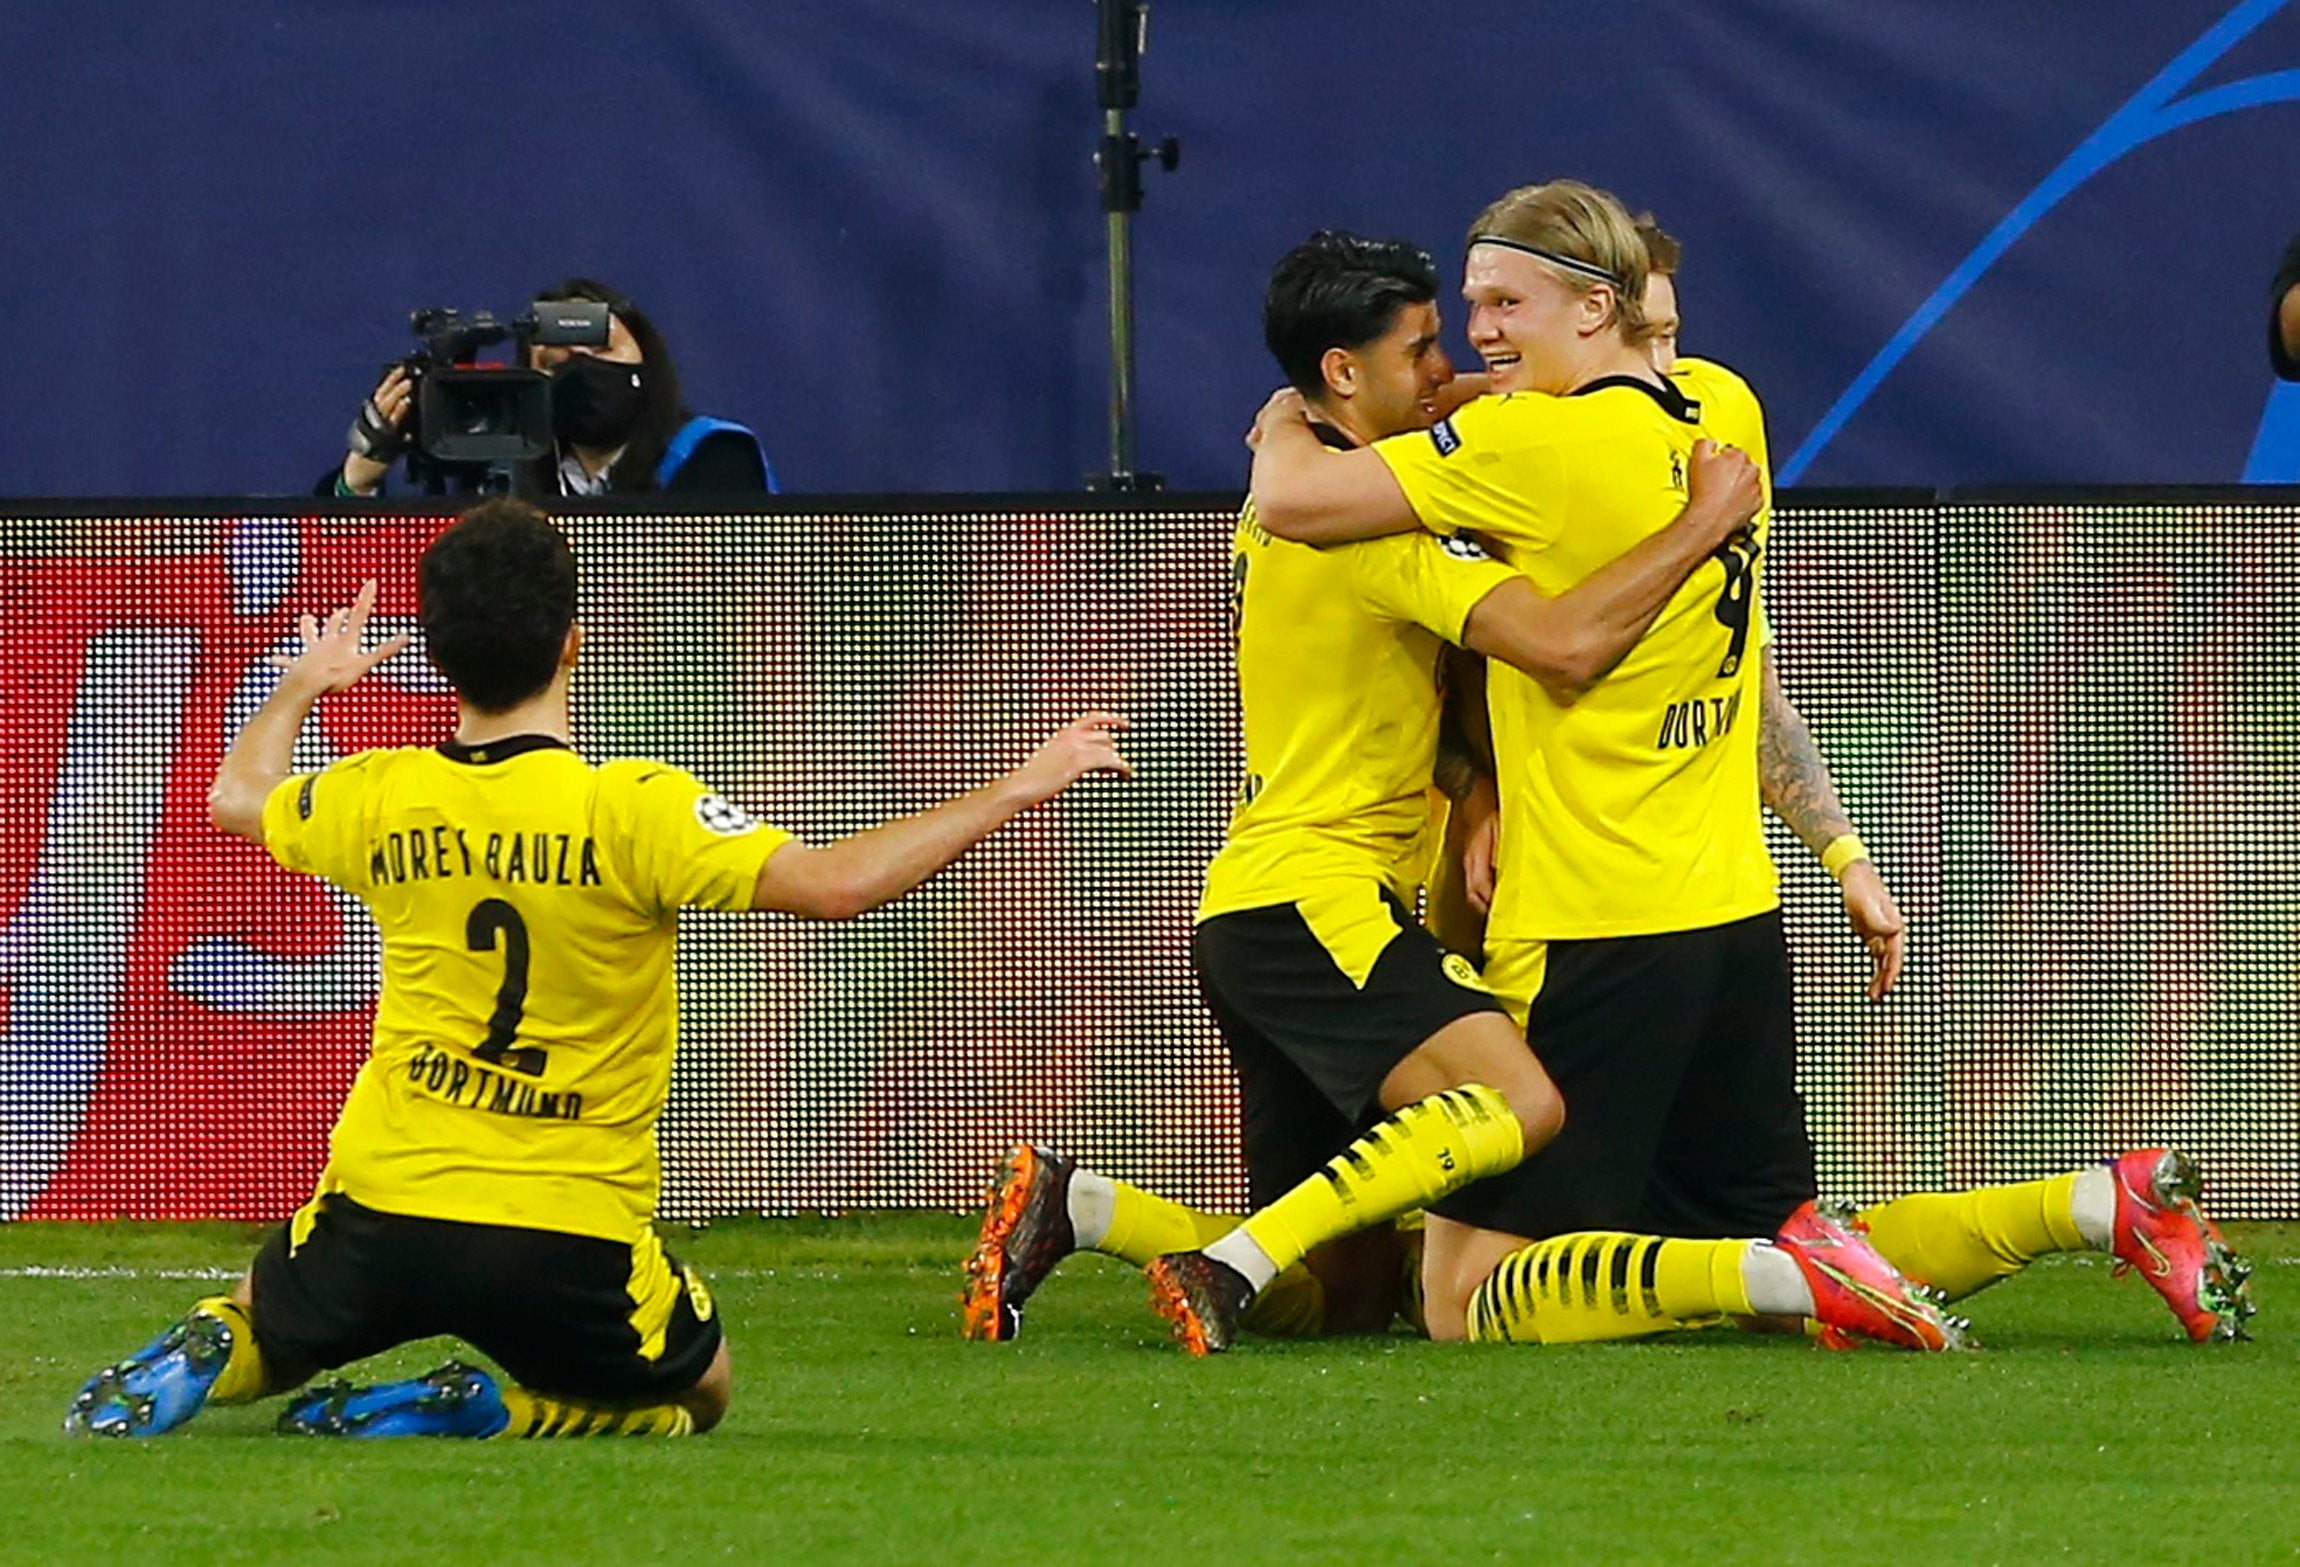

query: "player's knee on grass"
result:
(229, 1270), (321, 1399)
(679, 1340), (732, 1432)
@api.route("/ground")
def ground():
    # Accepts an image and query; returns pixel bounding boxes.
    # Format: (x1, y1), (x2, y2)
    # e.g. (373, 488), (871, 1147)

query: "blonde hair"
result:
(1468, 179), (1656, 345)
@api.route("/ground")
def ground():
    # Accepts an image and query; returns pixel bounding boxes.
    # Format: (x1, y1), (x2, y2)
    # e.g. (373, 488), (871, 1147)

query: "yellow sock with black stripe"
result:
(495, 1386), (695, 1439)
(1213, 1085), (1524, 1287)
(1465, 1235), (1757, 1344)
(1855, 1174), (2088, 1303)
(1092, 1183), (1236, 1266)
(190, 1296), (268, 1405)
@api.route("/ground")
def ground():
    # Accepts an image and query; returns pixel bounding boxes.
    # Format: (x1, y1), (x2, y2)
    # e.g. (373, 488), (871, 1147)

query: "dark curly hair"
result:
(419, 498), (577, 711)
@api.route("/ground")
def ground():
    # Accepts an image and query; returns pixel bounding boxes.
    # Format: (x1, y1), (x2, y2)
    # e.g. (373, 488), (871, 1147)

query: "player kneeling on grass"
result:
(963, 231), (1964, 1357)
(65, 498), (1132, 1440)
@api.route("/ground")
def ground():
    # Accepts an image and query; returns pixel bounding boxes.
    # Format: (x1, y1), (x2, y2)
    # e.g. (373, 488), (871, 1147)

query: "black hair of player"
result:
(419, 498), (578, 713)
(533, 277), (693, 494)
(1263, 232), (1441, 397)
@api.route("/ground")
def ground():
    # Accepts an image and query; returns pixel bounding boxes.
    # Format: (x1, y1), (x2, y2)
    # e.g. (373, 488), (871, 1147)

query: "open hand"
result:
(1011, 711), (1134, 805)
(270, 579), (410, 698)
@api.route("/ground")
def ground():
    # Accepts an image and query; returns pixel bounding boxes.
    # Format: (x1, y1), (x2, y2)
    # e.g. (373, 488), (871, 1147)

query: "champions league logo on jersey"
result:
(1440, 535), (1494, 562)
(693, 794), (762, 836)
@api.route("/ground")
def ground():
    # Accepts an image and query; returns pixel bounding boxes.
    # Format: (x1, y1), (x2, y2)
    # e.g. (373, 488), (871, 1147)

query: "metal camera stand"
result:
(1089, 0), (1179, 492)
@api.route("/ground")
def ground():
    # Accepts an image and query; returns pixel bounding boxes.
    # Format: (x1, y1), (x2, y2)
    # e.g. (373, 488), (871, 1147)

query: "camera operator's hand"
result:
(340, 365), (415, 495)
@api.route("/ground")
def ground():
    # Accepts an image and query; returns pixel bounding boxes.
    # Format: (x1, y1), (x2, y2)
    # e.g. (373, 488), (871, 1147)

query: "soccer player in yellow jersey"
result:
(967, 233), (1962, 1356)
(66, 499), (1134, 1439)
(1248, 180), (2252, 1348)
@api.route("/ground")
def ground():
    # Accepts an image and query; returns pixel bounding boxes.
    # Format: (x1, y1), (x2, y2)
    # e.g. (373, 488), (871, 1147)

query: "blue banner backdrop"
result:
(5, 1), (2299, 495)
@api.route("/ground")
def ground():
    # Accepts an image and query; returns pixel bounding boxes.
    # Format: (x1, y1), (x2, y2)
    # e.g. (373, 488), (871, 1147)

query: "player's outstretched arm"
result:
(751, 713), (1133, 921)
(1756, 650), (1906, 1000)
(1247, 388), (1420, 544)
(1460, 438), (1761, 697)
(208, 580), (409, 842)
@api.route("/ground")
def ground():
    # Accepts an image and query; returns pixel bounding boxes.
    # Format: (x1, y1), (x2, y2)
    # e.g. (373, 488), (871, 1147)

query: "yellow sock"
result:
(1239, 1265), (1326, 1337)
(190, 1297), (268, 1405)
(495, 1385), (695, 1438)
(1098, 1185), (1235, 1266)
(1857, 1174), (2086, 1302)
(1466, 1235), (1754, 1344)
(1235, 1085), (1523, 1278)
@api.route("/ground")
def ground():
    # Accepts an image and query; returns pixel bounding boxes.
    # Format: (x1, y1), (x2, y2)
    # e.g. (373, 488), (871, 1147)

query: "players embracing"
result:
(968, 177), (2253, 1355)
(1244, 178), (2254, 1348)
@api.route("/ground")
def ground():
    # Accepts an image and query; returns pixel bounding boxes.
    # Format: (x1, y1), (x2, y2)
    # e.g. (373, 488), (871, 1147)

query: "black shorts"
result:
(249, 1193), (722, 1405)
(1431, 908), (1816, 1240)
(1194, 887), (1502, 1207)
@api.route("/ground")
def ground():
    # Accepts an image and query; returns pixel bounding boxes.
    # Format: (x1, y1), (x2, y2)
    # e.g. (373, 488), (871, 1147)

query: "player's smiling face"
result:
(1463, 243), (1591, 394)
(1340, 299), (1454, 438)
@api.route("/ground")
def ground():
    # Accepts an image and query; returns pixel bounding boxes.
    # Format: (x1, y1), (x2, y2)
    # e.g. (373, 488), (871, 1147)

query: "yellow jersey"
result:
(261, 736), (792, 1242)
(1374, 357), (1780, 941)
(1199, 428), (1518, 978)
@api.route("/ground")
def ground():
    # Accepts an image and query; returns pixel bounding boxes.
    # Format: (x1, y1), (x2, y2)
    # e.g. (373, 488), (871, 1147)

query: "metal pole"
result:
(1089, 0), (1172, 491)
(1105, 109), (1137, 481)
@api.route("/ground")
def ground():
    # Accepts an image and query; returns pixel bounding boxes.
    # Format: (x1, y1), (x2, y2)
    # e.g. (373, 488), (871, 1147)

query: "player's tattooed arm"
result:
(1760, 649), (1907, 1000)
(1755, 649), (1855, 858)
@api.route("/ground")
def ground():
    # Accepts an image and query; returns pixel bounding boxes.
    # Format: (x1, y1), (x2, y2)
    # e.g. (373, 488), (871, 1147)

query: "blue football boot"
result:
(65, 1303), (241, 1438)
(277, 1360), (510, 1438)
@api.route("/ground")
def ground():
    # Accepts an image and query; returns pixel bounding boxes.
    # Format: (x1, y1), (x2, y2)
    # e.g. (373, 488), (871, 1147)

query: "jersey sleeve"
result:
(1343, 532), (1521, 646)
(1371, 396), (1570, 555)
(596, 761), (795, 915)
(261, 751), (383, 884)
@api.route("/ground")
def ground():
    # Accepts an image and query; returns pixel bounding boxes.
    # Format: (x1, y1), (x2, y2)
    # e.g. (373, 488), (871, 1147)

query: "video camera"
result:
(397, 300), (612, 491)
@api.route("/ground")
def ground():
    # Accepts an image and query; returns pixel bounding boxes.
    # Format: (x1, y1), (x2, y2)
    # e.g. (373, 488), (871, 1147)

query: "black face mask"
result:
(551, 356), (648, 448)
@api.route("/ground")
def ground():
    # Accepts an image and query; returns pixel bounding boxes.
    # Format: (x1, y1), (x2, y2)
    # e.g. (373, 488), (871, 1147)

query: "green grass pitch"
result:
(4, 1214), (2294, 1565)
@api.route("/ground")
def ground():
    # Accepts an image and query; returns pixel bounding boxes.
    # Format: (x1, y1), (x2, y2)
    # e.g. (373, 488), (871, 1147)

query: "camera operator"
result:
(327, 278), (777, 496)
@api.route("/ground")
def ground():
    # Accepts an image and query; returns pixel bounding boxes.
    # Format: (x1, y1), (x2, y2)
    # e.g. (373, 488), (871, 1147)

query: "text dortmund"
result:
(1654, 689), (1743, 751)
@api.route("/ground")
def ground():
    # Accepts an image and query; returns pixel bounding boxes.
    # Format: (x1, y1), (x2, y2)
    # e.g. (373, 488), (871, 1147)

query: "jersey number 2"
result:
(466, 898), (547, 1077)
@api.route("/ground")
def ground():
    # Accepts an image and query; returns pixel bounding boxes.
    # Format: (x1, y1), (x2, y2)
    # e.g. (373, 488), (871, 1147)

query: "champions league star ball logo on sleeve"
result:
(692, 795), (762, 836)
